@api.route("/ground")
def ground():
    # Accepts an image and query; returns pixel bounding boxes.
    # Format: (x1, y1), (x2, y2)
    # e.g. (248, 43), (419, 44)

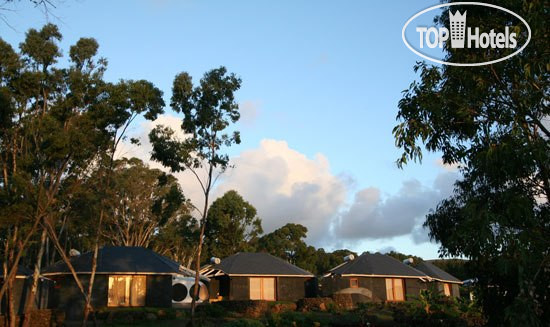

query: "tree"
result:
(384, 251), (423, 265)
(149, 66), (242, 322)
(99, 157), (186, 247)
(393, 1), (548, 325)
(152, 215), (199, 268)
(257, 223), (309, 264)
(204, 190), (262, 259)
(0, 24), (164, 326)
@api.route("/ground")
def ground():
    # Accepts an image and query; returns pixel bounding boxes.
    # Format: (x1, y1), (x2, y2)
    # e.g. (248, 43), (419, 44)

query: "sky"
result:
(1, 0), (462, 259)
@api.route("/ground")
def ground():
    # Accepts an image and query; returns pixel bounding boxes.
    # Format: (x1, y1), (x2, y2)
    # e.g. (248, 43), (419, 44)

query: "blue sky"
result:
(1, 1), (460, 259)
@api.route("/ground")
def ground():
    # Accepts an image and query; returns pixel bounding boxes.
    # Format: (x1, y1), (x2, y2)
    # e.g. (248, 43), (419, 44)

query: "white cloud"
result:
(118, 114), (460, 249)
(333, 172), (459, 243)
(214, 139), (347, 245)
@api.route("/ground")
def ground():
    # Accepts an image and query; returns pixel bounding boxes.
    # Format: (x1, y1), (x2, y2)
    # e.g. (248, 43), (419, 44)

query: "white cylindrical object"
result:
(344, 254), (355, 262)
(210, 257), (221, 265)
(402, 258), (414, 265)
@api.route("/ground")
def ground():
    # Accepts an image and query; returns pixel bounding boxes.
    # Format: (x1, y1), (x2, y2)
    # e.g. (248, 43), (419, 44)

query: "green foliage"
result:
(0, 23), (164, 268)
(151, 214), (199, 265)
(393, 1), (549, 325)
(205, 190), (263, 259)
(384, 251), (423, 265)
(196, 303), (228, 319)
(264, 311), (329, 327)
(223, 319), (265, 327)
(429, 259), (469, 281)
(255, 223), (355, 275)
(96, 158), (187, 247)
(149, 67), (242, 174)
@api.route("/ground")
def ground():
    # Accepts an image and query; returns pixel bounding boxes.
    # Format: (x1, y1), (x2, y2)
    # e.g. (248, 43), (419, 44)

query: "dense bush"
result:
(264, 311), (330, 327)
(389, 290), (485, 327)
(223, 318), (266, 327)
(197, 303), (228, 318)
(217, 300), (269, 317)
(296, 298), (333, 312)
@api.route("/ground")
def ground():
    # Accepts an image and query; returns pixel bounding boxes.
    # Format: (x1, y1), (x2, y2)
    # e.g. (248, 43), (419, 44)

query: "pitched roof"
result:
(326, 252), (427, 278)
(43, 246), (197, 276)
(204, 252), (314, 277)
(415, 261), (462, 283)
(0, 265), (33, 278)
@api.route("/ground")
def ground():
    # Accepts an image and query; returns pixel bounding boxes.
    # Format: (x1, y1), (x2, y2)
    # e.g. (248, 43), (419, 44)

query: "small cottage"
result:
(43, 246), (207, 319)
(414, 261), (462, 297)
(322, 253), (430, 303)
(201, 252), (316, 301)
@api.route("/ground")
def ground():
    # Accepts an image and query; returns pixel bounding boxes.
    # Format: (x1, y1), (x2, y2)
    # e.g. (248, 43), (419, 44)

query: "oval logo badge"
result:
(402, 2), (531, 66)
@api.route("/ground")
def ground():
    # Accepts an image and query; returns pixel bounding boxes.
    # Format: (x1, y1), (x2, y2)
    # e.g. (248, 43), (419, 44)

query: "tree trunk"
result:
(44, 218), (89, 300)
(82, 240), (100, 327)
(7, 277), (15, 327)
(190, 220), (207, 321)
(21, 228), (47, 327)
(190, 162), (214, 325)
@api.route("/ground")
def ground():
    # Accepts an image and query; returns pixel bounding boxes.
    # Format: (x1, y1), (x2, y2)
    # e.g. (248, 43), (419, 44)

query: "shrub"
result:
(296, 297), (333, 312)
(223, 318), (265, 327)
(197, 303), (227, 318)
(217, 300), (269, 317)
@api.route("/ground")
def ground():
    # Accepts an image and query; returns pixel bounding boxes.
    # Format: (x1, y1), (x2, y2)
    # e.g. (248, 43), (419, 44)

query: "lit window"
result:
(443, 283), (452, 296)
(249, 277), (275, 301)
(108, 275), (146, 307)
(385, 278), (405, 301)
(350, 278), (359, 288)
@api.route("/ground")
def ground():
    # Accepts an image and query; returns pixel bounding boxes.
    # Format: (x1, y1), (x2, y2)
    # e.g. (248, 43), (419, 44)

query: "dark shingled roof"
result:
(211, 252), (314, 277)
(43, 246), (192, 276)
(0, 265), (33, 278)
(328, 253), (427, 278)
(415, 261), (462, 283)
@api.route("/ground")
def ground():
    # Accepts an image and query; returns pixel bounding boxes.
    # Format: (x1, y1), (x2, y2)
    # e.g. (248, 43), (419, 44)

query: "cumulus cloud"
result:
(214, 140), (347, 245)
(333, 171), (458, 243)
(118, 114), (460, 248)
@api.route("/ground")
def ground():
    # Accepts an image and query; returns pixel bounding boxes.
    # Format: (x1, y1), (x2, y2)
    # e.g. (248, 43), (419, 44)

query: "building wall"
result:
(277, 277), (315, 301)
(432, 281), (461, 298)
(226, 276), (314, 301)
(452, 283), (461, 298)
(322, 276), (428, 302)
(48, 274), (108, 320)
(229, 277), (249, 300)
(0, 278), (29, 315)
(146, 275), (172, 307)
(48, 274), (172, 320)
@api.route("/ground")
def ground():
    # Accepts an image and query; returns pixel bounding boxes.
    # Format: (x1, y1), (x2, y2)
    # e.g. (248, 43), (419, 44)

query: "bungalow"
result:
(42, 246), (208, 319)
(322, 252), (430, 303)
(201, 252), (316, 301)
(414, 261), (462, 297)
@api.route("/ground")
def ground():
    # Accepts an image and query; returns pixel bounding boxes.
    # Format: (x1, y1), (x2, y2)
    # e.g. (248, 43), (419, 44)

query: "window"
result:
(385, 278), (405, 301)
(350, 278), (359, 288)
(108, 275), (146, 307)
(249, 277), (275, 300)
(443, 283), (452, 296)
